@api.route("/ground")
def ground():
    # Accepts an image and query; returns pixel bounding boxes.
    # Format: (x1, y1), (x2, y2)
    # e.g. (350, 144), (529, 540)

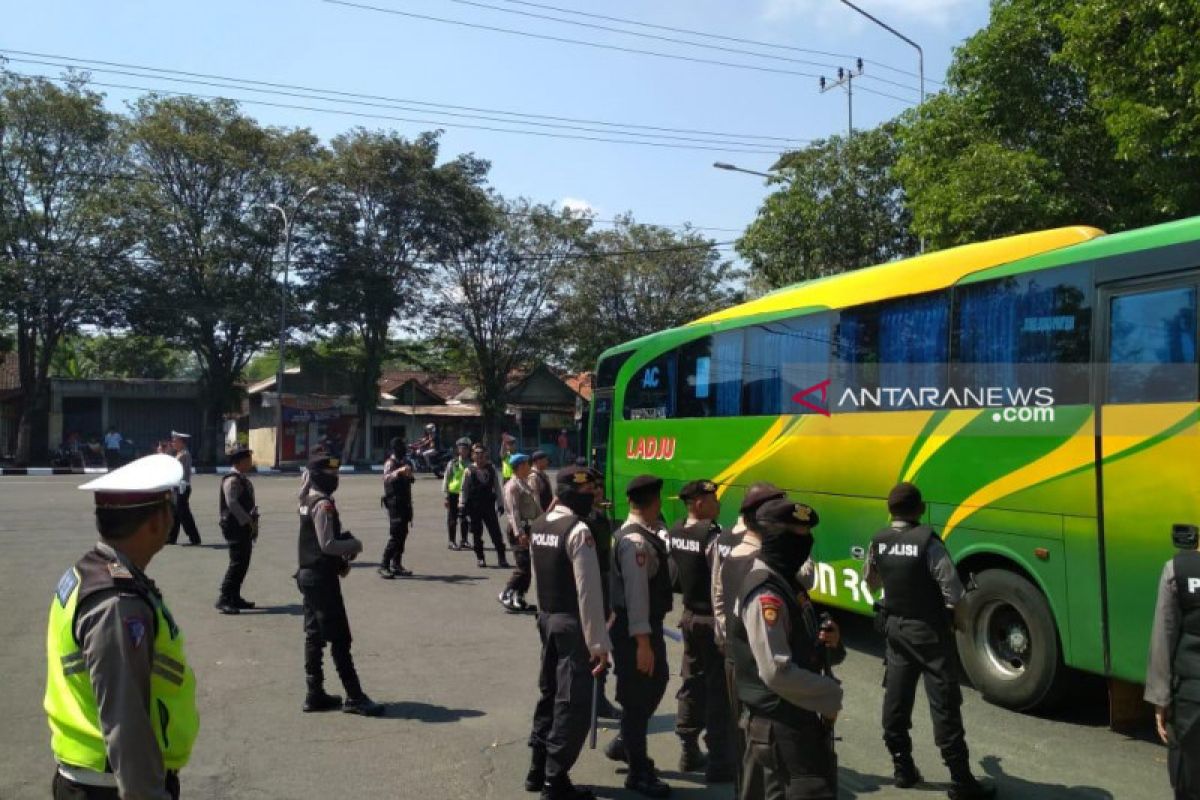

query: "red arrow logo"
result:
(790, 378), (832, 416)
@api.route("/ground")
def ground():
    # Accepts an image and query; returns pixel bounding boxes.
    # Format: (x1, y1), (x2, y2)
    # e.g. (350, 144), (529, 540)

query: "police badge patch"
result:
(759, 594), (783, 627)
(124, 616), (148, 649)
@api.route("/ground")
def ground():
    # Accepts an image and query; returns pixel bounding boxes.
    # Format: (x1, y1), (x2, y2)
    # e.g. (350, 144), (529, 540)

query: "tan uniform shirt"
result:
(544, 506), (612, 656)
(612, 515), (668, 637)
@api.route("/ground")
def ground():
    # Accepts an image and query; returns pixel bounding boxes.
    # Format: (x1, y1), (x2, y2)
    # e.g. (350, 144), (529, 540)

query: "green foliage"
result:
(1059, 0), (1200, 216)
(738, 124), (915, 288)
(558, 214), (743, 370)
(51, 334), (185, 379)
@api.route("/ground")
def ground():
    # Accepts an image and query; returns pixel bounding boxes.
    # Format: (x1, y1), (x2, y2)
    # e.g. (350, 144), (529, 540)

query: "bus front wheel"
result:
(955, 569), (1063, 711)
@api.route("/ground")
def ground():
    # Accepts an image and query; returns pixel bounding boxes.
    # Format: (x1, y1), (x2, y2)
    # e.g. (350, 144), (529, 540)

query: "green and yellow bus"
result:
(588, 217), (1200, 711)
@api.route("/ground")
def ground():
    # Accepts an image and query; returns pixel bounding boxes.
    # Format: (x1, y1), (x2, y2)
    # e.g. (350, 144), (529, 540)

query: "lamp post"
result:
(266, 186), (319, 469)
(712, 162), (793, 183)
(839, 0), (924, 105)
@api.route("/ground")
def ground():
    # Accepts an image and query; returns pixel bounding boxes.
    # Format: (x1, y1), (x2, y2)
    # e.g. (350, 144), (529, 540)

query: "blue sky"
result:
(4, 0), (989, 239)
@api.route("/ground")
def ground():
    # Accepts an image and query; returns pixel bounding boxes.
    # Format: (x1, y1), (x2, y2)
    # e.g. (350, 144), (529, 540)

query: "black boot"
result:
(302, 678), (342, 712)
(892, 753), (922, 789)
(343, 694), (385, 716)
(541, 774), (596, 800)
(525, 748), (546, 792)
(678, 737), (707, 772)
(625, 760), (671, 798)
(947, 763), (995, 800)
(703, 759), (735, 784)
(603, 735), (627, 763)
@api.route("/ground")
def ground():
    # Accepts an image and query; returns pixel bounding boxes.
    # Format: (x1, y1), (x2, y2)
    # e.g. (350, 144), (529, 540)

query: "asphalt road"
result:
(0, 473), (1170, 799)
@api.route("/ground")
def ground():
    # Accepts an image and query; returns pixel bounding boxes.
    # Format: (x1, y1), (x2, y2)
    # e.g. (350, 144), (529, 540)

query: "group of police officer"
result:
(40, 451), (1200, 799)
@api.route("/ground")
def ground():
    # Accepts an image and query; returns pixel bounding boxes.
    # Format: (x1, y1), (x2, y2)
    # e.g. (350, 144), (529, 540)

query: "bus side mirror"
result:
(1173, 524), (1199, 550)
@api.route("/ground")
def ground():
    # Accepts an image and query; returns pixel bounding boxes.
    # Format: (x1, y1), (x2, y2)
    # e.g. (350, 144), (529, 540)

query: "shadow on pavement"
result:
(838, 764), (886, 797)
(981, 755), (1114, 799)
(240, 603), (304, 616)
(397, 574), (488, 584)
(381, 701), (485, 723)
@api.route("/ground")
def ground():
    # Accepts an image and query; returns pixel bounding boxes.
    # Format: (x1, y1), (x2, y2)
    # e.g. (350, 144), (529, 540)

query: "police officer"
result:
(216, 447), (259, 614)
(526, 466), (613, 800)
(729, 497), (843, 800)
(46, 454), (199, 799)
(442, 438), (473, 550)
(379, 436), (415, 579)
(864, 483), (993, 799)
(529, 449), (555, 511)
(296, 455), (384, 716)
(1146, 523), (1200, 800)
(669, 480), (734, 783)
(166, 431), (201, 545)
(460, 443), (510, 569)
(607, 474), (672, 797)
(583, 468), (622, 721)
(500, 453), (542, 611)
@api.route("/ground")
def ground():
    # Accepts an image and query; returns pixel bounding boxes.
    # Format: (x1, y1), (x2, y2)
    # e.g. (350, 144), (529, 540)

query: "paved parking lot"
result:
(0, 473), (1169, 798)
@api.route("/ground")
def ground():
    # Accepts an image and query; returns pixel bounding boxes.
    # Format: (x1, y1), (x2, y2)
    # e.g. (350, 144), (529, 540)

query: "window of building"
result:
(1107, 285), (1198, 403)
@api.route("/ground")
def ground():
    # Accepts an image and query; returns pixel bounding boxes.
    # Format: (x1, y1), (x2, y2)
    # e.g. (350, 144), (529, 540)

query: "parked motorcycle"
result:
(407, 444), (450, 479)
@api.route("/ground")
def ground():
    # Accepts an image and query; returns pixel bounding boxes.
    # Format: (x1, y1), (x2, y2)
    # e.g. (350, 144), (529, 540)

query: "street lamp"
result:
(712, 162), (792, 183)
(266, 186), (319, 469)
(839, 0), (924, 105)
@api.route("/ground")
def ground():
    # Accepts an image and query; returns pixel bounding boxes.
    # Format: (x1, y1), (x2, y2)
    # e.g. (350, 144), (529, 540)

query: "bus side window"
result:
(623, 352), (678, 420)
(744, 314), (832, 416)
(1107, 285), (1198, 403)
(677, 331), (743, 418)
(837, 293), (948, 410)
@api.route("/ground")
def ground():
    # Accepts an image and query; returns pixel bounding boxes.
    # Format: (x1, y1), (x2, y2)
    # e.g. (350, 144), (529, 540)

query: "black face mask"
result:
(760, 530), (814, 587)
(557, 488), (595, 518)
(310, 470), (339, 495)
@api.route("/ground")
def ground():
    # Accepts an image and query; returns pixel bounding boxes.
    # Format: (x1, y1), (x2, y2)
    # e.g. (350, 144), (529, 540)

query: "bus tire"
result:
(954, 568), (1063, 711)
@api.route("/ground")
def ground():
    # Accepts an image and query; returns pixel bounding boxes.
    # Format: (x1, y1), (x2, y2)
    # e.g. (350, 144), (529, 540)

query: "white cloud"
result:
(559, 197), (596, 217)
(762, 0), (969, 28)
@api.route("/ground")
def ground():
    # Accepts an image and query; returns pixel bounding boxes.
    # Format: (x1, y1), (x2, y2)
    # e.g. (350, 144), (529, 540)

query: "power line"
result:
(485, 0), (945, 88)
(16, 71), (785, 155)
(322, 0), (823, 80)
(1, 49), (809, 145)
(429, 0), (923, 95)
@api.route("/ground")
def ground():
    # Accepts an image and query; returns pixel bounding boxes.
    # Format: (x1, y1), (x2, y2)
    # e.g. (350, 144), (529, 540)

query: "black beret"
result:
(227, 447), (253, 464)
(625, 474), (664, 499)
(887, 482), (924, 515)
(739, 482), (786, 515)
(755, 497), (820, 531)
(556, 466), (596, 488)
(679, 479), (718, 501)
(308, 454), (340, 471)
(531, 449), (549, 462)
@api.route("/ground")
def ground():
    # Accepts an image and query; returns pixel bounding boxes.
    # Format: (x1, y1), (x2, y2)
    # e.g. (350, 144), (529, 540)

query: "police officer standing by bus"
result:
(668, 480), (734, 783)
(526, 466), (612, 800)
(296, 455), (383, 717)
(728, 497), (842, 800)
(216, 447), (258, 614)
(443, 437), (473, 550)
(380, 436), (415, 579)
(864, 483), (994, 799)
(607, 474), (673, 797)
(46, 454), (199, 799)
(1147, 523), (1200, 800)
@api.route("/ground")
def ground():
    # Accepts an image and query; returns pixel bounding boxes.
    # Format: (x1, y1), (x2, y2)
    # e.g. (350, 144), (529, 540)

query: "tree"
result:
(0, 73), (129, 463)
(122, 95), (319, 463)
(737, 123), (916, 289)
(303, 129), (491, 457)
(51, 334), (186, 379)
(1059, 1), (1200, 217)
(895, 0), (1154, 249)
(557, 214), (743, 370)
(433, 198), (588, 443)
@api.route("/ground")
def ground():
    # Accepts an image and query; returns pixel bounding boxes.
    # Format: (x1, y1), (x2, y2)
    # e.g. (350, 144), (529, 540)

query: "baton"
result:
(589, 673), (600, 749)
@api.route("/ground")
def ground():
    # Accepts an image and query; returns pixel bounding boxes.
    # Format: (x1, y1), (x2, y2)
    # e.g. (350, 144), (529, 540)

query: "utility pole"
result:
(819, 58), (864, 141)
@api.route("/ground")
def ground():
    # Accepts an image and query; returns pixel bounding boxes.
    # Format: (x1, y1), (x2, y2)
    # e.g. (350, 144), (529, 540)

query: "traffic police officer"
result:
(668, 479), (734, 782)
(460, 443), (510, 569)
(380, 436), (415, 579)
(216, 447), (258, 614)
(729, 497), (843, 800)
(296, 455), (384, 716)
(45, 454), (199, 799)
(526, 466), (612, 800)
(1146, 523), (1200, 800)
(442, 437), (472, 550)
(607, 474), (672, 797)
(166, 431), (201, 545)
(864, 482), (993, 799)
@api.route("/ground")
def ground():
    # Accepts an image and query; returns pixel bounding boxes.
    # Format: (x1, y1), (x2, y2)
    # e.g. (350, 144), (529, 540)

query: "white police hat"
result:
(80, 454), (184, 509)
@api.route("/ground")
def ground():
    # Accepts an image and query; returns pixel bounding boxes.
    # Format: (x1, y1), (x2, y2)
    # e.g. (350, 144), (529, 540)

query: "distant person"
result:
(528, 450), (554, 511)
(442, 438), (472, 550)
(216, 448), (259, 614)
(166, 432), (201, 546)
(557, 430), (570, 467)
(102, 427), (123, 469)
(379, 437), (415, 579)
(499, 453), (540, 612)
(864, 483), (994, 800)
(459, 444), (510, 569)
(1146, 523), (1200, 800)
(46, 454), (198, 799)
